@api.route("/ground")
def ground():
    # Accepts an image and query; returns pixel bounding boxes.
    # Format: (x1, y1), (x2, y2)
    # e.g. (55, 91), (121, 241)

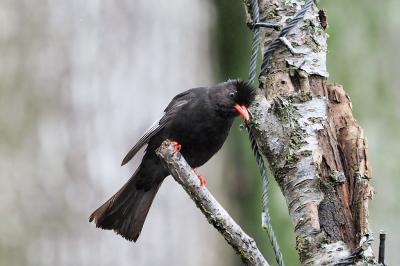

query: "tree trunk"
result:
(246, 1), (375, 265)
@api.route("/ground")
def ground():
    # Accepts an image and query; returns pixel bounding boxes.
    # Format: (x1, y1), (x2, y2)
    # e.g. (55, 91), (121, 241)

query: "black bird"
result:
(89, 80), (255, 242)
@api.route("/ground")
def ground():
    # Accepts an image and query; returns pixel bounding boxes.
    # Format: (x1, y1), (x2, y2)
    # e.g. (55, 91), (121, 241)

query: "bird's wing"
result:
(120, 90), (194, 166)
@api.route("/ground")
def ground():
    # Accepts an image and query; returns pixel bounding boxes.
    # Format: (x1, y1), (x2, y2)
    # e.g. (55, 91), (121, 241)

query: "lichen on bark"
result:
(245, 0), (375, 264)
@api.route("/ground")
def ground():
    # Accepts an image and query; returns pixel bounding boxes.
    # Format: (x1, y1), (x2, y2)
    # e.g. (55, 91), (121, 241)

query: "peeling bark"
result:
(244, 0), (375, 265)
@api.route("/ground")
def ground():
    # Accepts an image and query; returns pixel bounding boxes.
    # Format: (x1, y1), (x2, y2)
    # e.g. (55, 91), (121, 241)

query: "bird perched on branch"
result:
(89, 80), (255, 242)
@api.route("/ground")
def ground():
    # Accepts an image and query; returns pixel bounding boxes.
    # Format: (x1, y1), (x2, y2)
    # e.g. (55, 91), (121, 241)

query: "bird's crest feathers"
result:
(232, 80), (256, 107)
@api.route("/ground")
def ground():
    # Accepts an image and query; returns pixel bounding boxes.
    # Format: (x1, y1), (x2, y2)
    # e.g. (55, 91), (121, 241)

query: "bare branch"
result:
(156, 140), (270, 266)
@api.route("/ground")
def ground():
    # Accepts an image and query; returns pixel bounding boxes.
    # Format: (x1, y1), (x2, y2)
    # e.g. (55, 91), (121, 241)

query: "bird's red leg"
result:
(193, 168), (207, 187)
(170, 140), (181, 153)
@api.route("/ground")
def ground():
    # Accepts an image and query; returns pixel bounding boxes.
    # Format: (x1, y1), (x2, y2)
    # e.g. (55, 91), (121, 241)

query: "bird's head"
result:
(211, 80), (255, 121)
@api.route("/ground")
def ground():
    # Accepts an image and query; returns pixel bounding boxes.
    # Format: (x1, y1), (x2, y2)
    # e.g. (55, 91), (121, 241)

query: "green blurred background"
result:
(0, 0), (398, 265)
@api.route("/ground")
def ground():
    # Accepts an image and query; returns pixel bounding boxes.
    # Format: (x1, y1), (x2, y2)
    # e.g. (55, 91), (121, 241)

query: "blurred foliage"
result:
(213, 0), (252, 80)
(214, 0), (400, 265)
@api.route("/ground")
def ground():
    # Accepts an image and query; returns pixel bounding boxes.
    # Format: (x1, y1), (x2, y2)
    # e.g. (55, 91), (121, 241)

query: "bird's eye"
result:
(229, 92), (235, 98)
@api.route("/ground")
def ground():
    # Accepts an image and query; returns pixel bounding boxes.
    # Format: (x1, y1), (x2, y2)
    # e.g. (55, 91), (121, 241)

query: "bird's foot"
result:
(198, 175), (207, 187)
(170, 141), (182, 153)
(193, 168), (207, 187)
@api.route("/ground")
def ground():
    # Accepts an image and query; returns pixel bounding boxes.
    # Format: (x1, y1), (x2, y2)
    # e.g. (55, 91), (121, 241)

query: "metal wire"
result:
(260, 0), (314, 79)
(378, 231), (386, 265)
(245, 0), (314, 265)
(248, 129), (285, 266)
(248, 0), (261, 85)
(247, 0), (284, 265)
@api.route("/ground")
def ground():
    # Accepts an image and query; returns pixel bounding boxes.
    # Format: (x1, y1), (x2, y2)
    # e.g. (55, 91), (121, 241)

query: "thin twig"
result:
(156, 140), (270, 266)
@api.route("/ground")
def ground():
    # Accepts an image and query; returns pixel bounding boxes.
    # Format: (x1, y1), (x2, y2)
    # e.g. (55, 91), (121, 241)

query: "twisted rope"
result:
(248, 130), (285, 266)
(245, 0), (314, 265)
(260, 0), (314, 79)
(247, 0), (284, 265)
(248, 0), (261, 85)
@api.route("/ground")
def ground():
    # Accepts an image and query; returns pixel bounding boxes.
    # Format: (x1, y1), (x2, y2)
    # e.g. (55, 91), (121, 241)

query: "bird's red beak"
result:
(234, 104), (250, 121)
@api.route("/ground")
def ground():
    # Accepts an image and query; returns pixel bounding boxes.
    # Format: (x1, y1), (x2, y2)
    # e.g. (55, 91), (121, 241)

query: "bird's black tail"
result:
(89, 172), (161, 242)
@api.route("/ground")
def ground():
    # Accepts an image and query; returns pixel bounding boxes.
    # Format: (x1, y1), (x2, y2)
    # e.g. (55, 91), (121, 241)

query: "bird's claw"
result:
(171, 141), (182, 153)
(198, 175), (207, 186)
(193, 168), (207, 187)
